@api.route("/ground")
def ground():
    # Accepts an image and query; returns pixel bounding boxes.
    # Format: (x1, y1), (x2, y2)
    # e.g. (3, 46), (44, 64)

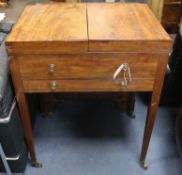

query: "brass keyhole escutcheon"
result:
(49, 64), (56, 73)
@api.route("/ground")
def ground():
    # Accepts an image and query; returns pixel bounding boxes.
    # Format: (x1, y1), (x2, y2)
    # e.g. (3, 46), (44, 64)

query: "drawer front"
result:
(22, 79), (155, 93)
(18, 53), (158, 80)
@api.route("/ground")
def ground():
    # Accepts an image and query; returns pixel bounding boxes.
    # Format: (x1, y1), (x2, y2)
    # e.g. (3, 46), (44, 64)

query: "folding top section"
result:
(6, 3), (88, 54)
(6, 3), (172, 54)
(87, 3), (172, 52)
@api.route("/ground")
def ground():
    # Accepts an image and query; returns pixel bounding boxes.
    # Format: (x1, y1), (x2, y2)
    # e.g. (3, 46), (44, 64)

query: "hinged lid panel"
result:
(6, 3), (172, 54)
(6, 3), (88, 54)
(87, 3), (172, 53)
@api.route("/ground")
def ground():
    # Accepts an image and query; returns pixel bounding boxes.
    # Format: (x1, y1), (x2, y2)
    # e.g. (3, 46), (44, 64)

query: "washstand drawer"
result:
(22, 79), (155, 93)
(18, 53), (159, 80)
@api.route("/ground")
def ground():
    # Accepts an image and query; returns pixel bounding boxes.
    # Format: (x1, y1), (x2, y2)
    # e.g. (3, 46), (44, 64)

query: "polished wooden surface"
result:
(6, 3), (88, 53)
(22, 79), (155, 93)
(6, 3), (171, 53)
(87, 3), (171, 52)
(6, 3), (172, 169)
(140, 54), (168, 164)
(88, 3), (169, 40)
(18, 54), (158, 79)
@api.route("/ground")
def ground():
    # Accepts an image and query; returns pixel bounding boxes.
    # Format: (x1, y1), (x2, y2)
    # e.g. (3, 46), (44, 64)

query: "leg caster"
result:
(140, 160), (148, 170)
(128, 111), (136, 119)
(31, 162), (43, 168)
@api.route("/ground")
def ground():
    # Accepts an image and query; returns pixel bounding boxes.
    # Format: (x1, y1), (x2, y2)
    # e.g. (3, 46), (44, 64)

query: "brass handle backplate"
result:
(50, 81), (57, 91)
(49, 64), (56, 73)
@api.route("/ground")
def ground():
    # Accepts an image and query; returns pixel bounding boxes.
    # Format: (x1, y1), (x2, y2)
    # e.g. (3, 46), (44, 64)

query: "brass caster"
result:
(32, 162), (43, 168)
(140, 161), (148, 170)
(128, 111), (136, 119)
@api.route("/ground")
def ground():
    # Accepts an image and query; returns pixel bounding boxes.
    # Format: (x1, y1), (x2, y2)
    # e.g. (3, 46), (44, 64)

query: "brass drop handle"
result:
(113, 63), (132, 87)
(49, 64), (56, 73)
(122, 63), (129, 87)
(50, 81), (57, 91)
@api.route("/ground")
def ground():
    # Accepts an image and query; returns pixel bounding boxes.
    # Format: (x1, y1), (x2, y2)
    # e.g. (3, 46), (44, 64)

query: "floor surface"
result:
(24, 94), (182, 175)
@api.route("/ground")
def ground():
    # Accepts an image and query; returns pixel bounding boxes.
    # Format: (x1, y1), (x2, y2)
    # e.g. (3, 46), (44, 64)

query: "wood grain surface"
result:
(6, 3), (88, 53)
(6, 3), (172, 53)
(22, 79), (155, 93)
(18, 53), (158, 80)
(140, 54), (168, 164)
(87, 3), (171, 52)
